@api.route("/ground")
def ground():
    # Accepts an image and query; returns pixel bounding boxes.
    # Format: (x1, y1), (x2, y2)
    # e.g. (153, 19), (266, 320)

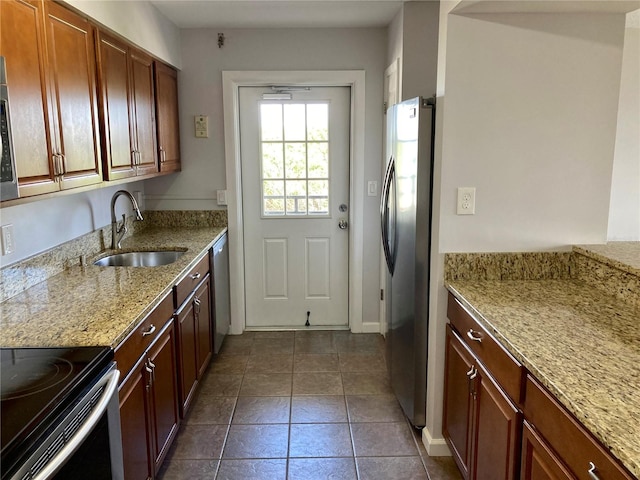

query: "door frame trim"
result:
(222, 70), (366, 334)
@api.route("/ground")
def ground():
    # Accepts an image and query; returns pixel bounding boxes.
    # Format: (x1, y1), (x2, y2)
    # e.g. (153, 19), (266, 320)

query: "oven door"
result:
(11, 364), (124, 480)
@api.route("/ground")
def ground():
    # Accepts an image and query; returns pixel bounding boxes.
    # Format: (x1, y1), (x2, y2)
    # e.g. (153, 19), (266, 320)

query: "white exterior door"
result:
(239, 86), (351, 329)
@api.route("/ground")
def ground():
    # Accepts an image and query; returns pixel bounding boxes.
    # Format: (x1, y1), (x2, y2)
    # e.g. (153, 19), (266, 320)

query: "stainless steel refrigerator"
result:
(381, 96), (435, 428)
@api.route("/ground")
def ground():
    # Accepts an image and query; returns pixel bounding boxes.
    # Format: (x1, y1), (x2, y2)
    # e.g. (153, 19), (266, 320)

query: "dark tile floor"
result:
(158, 330), (462, 480)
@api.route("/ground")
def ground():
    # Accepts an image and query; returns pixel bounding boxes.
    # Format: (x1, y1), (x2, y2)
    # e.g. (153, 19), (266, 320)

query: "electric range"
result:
(0, 346), (114, 479)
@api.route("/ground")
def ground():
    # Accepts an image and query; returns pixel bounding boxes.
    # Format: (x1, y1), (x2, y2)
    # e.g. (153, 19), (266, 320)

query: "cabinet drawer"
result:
(115, 291), (173, 379)
(447, 293), (524, 403)
(174, 253), (210, 307)
(524, 375), (634, 480)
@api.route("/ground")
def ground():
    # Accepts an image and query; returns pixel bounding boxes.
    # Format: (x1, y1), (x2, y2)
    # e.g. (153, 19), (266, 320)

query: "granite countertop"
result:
(446, 278), (640, 477)
(574, 242), (640, 277)
(0, 226), (226, 349)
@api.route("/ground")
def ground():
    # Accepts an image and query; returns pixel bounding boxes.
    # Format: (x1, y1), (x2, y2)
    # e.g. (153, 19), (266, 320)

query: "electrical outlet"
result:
(1, 224), (15, 255)
(457, 187), (476, 215)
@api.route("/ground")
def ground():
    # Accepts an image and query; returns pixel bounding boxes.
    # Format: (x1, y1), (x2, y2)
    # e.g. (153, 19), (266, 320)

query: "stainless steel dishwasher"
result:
(211, 232), (231, 353)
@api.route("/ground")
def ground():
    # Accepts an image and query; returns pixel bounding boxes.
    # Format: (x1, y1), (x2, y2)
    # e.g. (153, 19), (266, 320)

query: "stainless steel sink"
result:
(94, 250), (185, 267)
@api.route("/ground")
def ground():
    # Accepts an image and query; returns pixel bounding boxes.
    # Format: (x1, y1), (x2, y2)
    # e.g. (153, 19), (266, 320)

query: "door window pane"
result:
(286, 180), (307, 214)
(308, 143), (329, 178)
(284, 104), (306, 141)
(261, 104), (283, 141)
(308, 180), (329, 214)
(307, 104), (328, 141)
(284, 143), (306, 179)
(260, 101), (330, 217)
(262, 143), (284, 179)
(264, 180), (284, 215)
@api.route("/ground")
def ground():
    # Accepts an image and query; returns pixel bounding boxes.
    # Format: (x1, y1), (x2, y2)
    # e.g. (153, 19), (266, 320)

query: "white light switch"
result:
(367, 181), (378, 197)
(217, 190), (228, 205)
(195, 115), (209, 138)
(457, 187), (476, 215)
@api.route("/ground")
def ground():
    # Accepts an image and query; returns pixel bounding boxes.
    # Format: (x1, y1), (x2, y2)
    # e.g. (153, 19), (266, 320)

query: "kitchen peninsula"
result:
(444, 243), (640, 479)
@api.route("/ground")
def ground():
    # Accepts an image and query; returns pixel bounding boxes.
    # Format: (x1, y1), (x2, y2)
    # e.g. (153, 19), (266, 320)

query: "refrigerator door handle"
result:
(380, 156), (395, 274)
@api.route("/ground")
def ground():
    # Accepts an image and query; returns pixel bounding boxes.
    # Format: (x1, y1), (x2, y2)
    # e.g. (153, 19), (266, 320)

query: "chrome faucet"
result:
(111, 190), (143, 249)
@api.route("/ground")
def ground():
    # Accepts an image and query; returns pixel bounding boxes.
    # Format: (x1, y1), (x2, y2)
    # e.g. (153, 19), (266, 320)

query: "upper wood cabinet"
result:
(96, 30), (158, 180)
(1, 0), (102, 197)
(154, 61), (181, 173)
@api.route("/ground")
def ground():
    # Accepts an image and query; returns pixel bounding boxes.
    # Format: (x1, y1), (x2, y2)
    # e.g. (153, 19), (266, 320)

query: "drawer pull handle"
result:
(469, 368), (477, 380)
(467, 329), (482, 343)
(588, 462), (600, 480)
(142, 324), (156, 337)
(190, 272), (201, 280)
(466, 366), (475, 377)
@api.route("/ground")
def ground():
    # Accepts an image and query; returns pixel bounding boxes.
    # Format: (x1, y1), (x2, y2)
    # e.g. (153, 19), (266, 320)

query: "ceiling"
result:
(149, 1), (408, 29)
(149, 0), (640, 29)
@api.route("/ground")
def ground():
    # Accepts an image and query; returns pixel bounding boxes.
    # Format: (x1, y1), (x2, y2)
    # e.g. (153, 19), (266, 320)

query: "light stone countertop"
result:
(0, 226), (226, 349)
(446, 279), (640, 478)
(574, 242), (640, 277)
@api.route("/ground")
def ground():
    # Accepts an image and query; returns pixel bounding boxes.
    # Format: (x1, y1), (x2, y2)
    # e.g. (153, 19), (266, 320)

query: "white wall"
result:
(385, 2), (440, 102)
(440, 12), (625, 252)
(608, 26), (640, 240)
(0, 183), (144, 266)
(401, 2), (440, 100)
(64, 0), (182, 68)
(423, 0), (461, 457)
(145, 27), (387, 328)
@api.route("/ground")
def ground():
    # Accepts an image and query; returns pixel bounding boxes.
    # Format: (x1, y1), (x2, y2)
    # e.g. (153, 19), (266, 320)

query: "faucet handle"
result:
(118, 214), (127, 233)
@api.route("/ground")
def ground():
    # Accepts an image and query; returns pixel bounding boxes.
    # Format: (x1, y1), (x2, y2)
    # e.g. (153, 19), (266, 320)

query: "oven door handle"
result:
(33, 368), (120, 480)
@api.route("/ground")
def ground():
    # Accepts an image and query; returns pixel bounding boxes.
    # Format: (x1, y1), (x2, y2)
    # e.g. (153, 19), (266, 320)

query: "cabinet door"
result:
(119, 359), (153, 480)
(443, 325), (475, 480)
(130, 48), (158, 176)
(147, 321), (180, 473)
(1, 0), (58, 196)
(195, 276), (212, 378)
(154, 61), (180, 173)
(96, 31), (136, 180)
(44, 1), (102, 190)
(473, 361), (521, 480)
(521, 421), (575, 480)
(176, 300), (198, 416)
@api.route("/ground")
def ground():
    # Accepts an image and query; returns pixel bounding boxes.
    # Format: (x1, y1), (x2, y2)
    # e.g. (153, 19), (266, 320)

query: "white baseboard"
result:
(360, 322), (381, 333)
(421, 428), (452, 457)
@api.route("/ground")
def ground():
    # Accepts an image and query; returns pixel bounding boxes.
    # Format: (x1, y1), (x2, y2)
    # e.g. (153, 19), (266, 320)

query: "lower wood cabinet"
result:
(443, 325), (521, 480)
(119, 359), (152, 480)
(523, 375), (634, 480)
(445, 292), (635, 480)
(116, 293), (179, 480)
(521, 421), (574, 480)
(175, 271), (213, 416)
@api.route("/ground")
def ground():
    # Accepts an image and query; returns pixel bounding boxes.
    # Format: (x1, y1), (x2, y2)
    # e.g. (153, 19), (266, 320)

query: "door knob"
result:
(338, 219), (348, 230)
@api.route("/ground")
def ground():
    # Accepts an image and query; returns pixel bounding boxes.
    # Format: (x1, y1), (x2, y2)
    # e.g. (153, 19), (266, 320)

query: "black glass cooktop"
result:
(0, 347), (113, 475)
